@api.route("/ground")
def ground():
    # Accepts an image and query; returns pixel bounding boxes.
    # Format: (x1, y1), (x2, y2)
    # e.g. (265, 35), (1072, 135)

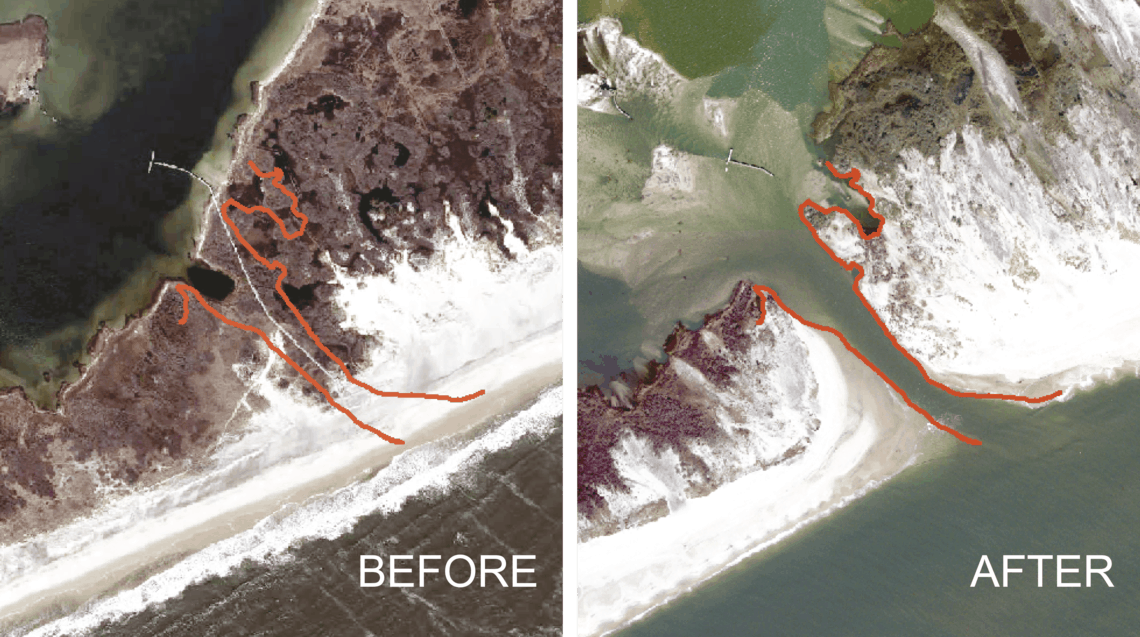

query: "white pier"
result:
(725, 147), (774, 176)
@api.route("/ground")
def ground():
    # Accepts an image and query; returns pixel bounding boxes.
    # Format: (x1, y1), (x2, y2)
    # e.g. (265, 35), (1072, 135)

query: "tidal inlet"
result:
(578, 0), (1140, 635)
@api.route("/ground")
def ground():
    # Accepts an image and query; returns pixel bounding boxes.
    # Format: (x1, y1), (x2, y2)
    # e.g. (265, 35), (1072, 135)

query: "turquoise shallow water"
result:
(622, 377), (1140, 636)
(578, 261), (650, 385)
(579, 2), (1140, 635)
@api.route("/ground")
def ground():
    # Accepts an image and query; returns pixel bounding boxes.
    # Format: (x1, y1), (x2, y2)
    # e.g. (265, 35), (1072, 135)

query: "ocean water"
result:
(579, 1), (1140, 635)
(89, 429), (563, 637)
(17, 389), (564, 636)
(0, 0), (311, 405)
(621, 379), (1140, 636)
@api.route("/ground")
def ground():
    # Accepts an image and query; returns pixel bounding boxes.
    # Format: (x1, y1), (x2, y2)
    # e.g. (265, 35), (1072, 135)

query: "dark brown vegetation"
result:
(0, 0), (561, 541)
(578, 282), (774, 527)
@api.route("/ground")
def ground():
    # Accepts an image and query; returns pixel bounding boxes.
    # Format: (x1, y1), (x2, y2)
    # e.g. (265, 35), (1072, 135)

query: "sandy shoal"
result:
(577, 326), (939, 636)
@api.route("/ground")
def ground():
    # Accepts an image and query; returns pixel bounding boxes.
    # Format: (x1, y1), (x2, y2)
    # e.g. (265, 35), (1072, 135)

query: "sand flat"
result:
(0, 15), (47, 106)
(578, 326), (937, 636)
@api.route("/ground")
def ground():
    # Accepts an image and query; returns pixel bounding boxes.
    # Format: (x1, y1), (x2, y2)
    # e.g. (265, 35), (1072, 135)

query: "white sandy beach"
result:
(0, 0), (567, 632)
(18, 385), (562, 637)
(578, 323), (935, 636)
(0, 225), (561, 631)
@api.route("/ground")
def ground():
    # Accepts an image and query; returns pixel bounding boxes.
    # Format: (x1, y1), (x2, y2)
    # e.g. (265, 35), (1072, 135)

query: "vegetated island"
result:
(0, 15), (48, 118)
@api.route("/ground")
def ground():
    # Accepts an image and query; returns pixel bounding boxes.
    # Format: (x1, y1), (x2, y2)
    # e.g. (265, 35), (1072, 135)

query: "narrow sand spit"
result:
(578, 326), (938, 636)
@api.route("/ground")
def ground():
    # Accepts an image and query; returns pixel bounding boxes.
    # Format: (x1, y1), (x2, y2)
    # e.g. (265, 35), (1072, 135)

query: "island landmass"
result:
(0, 15), (48, 117)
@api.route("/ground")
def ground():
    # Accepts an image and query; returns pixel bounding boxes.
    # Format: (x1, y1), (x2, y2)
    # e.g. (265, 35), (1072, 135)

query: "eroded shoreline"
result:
(579, 324), (938, 636)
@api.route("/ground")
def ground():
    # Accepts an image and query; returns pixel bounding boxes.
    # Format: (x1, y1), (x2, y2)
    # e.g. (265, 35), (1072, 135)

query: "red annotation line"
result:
(177, 161), (485, 444)
(752, 161), (1061, 445)
(175, 284), (405, 444)
(752, 285), (981, 446)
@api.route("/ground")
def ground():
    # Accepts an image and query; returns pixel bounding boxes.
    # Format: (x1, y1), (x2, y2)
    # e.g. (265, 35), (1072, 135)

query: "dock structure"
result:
(599, 78), (633, 120)
(611, 94), (633, 120)
(725, 147), (774, 176)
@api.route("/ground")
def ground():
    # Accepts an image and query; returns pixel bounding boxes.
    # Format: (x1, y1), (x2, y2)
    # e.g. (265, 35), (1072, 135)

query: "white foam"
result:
(818, 110), (1140, 394)
(23, 387), (561, 637)
(0, 216), (561, 628)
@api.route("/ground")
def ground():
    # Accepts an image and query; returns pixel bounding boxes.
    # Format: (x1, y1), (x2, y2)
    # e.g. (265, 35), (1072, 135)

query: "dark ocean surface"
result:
(620, 379), (1140, 637)
(86, 421), (563, 637)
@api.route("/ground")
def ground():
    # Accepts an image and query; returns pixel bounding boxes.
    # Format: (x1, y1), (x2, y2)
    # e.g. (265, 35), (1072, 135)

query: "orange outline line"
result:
(752, 161), (1061, 446)
(177, 161), (486, 444)
(175, 284), (405, 444)
(752, 285), (981, 446)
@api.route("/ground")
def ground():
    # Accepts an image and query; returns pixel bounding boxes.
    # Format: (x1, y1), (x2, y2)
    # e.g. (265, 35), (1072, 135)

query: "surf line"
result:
(753, 160), (1061, 446)
(177, 160), (485, 445)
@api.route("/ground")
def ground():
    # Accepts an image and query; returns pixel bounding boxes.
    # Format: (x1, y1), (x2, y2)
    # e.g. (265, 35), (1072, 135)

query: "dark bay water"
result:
(621, 379), (1140, 636)
(0, 0), (289, 403)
